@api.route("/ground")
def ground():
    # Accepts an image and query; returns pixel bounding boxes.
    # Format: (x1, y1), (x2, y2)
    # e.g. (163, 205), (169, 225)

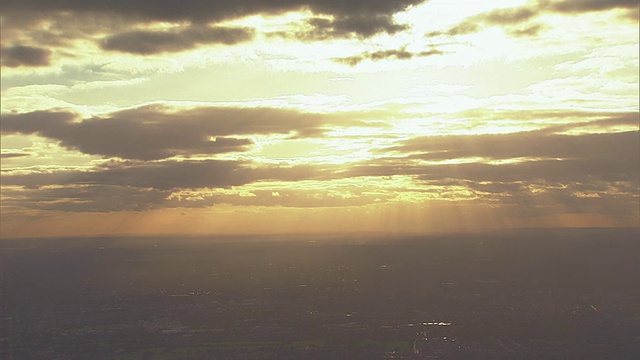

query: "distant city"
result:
(1, 228), (638, 359)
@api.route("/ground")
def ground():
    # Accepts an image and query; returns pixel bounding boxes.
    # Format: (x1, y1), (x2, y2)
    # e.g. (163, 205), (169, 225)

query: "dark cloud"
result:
(0, 152), (31, 159)
(428, 6), (539, 37)
(334, 48), (442, 66)
(623, 7), (640, 20)
(300, 14), (408, 40)
(0, 185), (172, 212)
(7, 122), (634, 194)
(2, 122), (638, 216)
(0, 110), (74, 133)
(485, 188), (637, 219)
(390, 130), (639, 162)
(342, 152), (637, 187)
(0, 106), (364, 160)
(342, 158), (638, 217)
(0, 0), (424, 22)
(547, 0), (639, 13)
(2, 105), (637, 217)
(340, 120), (639, 213)
(102, 26), (255, 55)
(482, 7), (539, 24)
(0, 109), (251, 160)
(448, 109), (640, 128)
(3, 155), (636, 217)
(0, 150), (352, 212)
(441, 22), (480, 37)
(0, 181), (389, 212)
(1, 45), (51, 67)
(1, 0), (425, 42)
(506, 24), (546, 37)
(474, 180), (638, 219)
(415, 159), (637, 184)
(430, 0), (638, 38)
(0, 159), (332, 191)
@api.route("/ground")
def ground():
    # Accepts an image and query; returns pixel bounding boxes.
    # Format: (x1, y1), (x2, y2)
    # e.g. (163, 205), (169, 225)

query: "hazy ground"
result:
(1, 228), (639, 359)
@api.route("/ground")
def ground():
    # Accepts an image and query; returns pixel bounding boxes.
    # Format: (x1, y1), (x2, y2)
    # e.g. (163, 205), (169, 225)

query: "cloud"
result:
(0, 160), (238, 190)
(337, 116), (639, 218)
(0, 185), (172, 212)
(0, 152), (31, 159)
(206, 188), (392, 208)
(547, 0), (639, 13)
(430, 0), (638, 38)
(449, 109), (639, 127)
(101, 26), (255, 55)
(1, 0), (424, 23)
(340, 157), (638, 221)
(2, 0), (426, 46)
(0, 105), (363, 160)
(506, 24), (546, 37)
(390, 130), (639, 162)
(334, 48), (443, 66)
(299, 14), (408, 40)
(482, 7), (539, 24)
(2, 105), (637, 219)
(2, 125), (638, 218)
(1, 45), (51, 67)
(344, 159), (596, 182)
(4, 153), (636, 217)
(0, 180), (390, 212)
(415, 159), (637, 184)
(428, 6), (539, 37)
(1, 159), (333, 191)
(372, 112), (640, 184)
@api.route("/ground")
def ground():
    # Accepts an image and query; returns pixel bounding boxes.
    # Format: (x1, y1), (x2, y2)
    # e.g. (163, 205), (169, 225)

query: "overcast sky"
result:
(1, 0), (638, 238)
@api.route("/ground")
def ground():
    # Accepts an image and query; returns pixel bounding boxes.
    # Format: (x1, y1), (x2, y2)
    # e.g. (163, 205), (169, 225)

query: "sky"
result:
(0, 0), (638, 239)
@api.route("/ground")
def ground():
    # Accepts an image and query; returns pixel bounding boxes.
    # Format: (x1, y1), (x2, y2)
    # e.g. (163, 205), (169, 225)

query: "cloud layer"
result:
(0, 105), (365, 160)
(101, 26), (255, 55)
(1, 0), (425, 24)
(0, 0), (427, 62)
(2, 107), (637, 220)
(430, 0), (639, 37)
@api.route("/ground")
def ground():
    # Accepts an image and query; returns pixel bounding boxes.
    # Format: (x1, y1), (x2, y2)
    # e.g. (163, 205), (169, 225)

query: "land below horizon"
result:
(1, 228), (639, 359)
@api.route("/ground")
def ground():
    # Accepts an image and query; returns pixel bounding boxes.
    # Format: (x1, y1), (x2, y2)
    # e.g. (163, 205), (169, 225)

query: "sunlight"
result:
(2, 0), (638, 237)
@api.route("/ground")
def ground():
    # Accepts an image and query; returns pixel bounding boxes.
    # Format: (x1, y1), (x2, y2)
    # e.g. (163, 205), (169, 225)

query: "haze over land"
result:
(3, 229), (640, 359)
(1, 0), (638, 238)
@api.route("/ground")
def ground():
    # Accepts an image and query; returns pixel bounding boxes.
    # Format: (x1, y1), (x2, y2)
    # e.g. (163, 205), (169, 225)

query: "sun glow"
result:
(1, 0), (638, 238)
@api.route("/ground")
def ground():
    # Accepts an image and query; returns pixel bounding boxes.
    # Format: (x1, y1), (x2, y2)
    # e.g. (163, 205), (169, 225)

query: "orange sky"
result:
(1, 0), (639, 238)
